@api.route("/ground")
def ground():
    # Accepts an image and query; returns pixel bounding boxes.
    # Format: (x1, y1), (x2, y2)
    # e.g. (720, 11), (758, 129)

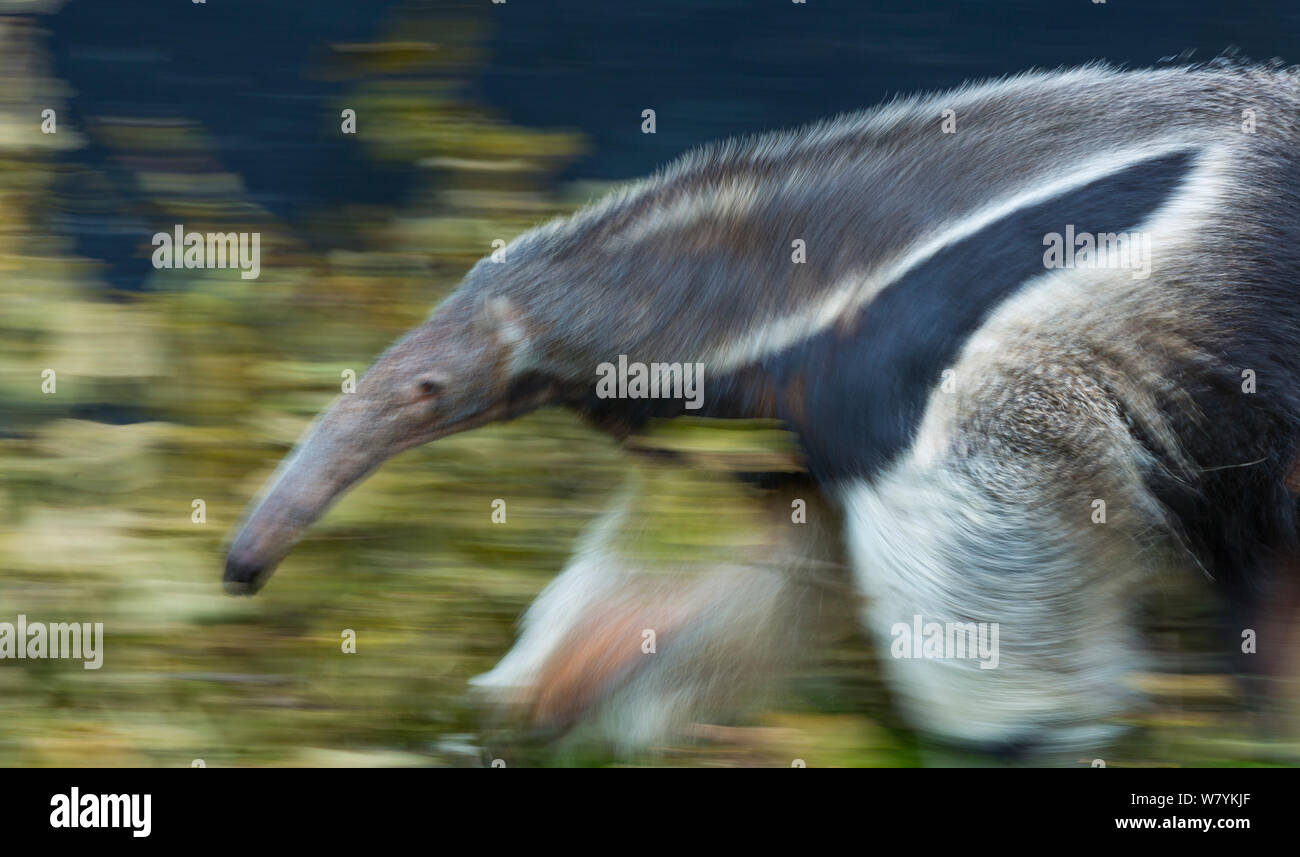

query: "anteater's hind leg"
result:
(1225, 550), (1300, 737)
(1223, 465), (1300, 734)
(470, 475), (852, 750)
(1256, 550), (1300, 733)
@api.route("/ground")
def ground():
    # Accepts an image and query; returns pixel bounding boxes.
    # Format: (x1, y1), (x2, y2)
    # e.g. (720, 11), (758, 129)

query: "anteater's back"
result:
(474, 66), (1300, 751)
(228, 65), (1300, 756)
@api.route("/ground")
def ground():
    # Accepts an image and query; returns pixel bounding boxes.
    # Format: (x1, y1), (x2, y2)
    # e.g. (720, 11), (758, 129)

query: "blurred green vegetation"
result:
(0, 8), (1295, 767)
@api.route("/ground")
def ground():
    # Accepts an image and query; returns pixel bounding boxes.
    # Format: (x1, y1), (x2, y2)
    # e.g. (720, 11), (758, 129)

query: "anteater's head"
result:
(223, 281), (559, 595)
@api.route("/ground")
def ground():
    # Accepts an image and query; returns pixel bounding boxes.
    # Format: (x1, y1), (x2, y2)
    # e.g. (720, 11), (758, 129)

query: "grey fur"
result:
(227, 65), (1300, 758)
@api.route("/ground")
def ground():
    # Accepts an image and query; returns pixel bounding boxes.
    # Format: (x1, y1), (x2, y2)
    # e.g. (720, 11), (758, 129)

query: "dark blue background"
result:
(44, 0), (1300, 285)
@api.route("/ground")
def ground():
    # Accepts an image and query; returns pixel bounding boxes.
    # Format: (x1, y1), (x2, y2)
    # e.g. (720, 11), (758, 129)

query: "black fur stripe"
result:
(767, 149), (1197, 481)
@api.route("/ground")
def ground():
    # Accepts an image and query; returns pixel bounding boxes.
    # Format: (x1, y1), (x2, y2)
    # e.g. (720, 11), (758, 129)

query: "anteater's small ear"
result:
(475, 295), (530, 348)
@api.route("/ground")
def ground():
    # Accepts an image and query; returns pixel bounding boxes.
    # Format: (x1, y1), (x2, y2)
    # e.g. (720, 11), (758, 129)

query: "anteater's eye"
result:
(417, 379), (443, 398)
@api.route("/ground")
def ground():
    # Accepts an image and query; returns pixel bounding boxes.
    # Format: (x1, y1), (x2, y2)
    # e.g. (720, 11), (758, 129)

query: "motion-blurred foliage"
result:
(0, 4), (1290, 767)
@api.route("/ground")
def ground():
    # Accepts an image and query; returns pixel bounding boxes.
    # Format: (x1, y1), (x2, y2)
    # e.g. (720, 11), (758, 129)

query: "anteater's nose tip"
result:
(223, 555), (268, 596)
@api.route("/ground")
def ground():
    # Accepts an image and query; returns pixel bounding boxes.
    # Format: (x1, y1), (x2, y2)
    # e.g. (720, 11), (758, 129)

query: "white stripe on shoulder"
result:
(705, 142), (1221, 373)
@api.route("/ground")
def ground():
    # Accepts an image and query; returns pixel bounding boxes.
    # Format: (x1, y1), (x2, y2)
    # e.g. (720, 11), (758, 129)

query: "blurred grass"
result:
(0, 7), (1295, 768)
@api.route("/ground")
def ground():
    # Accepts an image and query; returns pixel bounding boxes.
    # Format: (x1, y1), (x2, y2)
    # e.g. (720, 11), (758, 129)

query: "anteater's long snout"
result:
(223, 553), (268, 595)
(223, 493), (315, 595)
(223, 395), (394, 596)
(221, 298), (524, 596)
